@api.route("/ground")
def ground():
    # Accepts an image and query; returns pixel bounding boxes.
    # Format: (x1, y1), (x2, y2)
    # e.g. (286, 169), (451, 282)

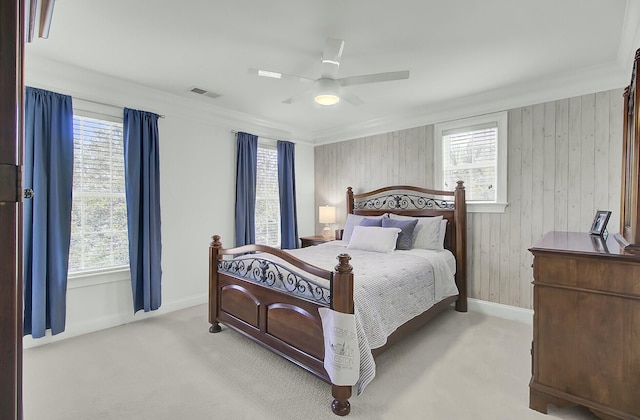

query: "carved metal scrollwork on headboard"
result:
(355, 193), (454, 211)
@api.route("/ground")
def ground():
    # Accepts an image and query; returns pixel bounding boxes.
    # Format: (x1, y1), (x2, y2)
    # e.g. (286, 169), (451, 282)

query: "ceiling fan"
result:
(249, 38), (410, 106)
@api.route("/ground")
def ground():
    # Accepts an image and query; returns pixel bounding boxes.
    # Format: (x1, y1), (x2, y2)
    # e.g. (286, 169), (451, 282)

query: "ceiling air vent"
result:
(189, 87), (222, 99)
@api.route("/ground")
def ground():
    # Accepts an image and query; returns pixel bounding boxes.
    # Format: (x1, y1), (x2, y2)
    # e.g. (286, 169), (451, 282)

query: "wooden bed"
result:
(208, 183), (467, 416)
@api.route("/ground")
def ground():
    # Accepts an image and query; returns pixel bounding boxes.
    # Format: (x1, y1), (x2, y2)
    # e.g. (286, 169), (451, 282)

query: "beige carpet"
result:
(23, 305), (598, 420)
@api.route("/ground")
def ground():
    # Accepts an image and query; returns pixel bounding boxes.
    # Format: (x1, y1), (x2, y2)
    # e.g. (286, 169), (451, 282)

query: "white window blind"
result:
(442, 122), (498, 202)
(435, 111), (508, 213)
(69, 114), (129, 273)
(255, 145), (280, 247)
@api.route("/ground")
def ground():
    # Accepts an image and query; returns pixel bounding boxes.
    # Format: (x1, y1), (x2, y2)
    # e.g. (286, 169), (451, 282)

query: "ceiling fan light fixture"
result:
(314, 78), (340, 106)
(315, 93), (340, 106)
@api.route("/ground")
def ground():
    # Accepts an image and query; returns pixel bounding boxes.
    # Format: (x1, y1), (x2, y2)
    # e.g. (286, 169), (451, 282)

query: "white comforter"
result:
(222, 241), (457, 393)
(285, 241), (458, 393)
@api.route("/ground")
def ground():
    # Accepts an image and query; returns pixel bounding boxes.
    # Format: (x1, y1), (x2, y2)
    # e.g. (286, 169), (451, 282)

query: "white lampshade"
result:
(319, 206), (336, 224)
(319, 206), (336, 240)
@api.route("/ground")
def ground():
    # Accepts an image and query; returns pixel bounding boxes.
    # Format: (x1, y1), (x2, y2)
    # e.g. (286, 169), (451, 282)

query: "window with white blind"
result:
(434, 111), (508, 213)
(68, 113), (129, 273)
(255, 144), (280, 247)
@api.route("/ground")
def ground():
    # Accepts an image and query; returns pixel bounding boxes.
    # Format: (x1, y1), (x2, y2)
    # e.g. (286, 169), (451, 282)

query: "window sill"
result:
(68, 266), (130, 289)
(467, 202), (508, 214)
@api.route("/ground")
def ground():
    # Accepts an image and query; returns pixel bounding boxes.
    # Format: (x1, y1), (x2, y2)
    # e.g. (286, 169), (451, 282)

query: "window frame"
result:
(434, 111), (508, 213)
(68, 107), (130, 282)
(255, 139), (281, 247)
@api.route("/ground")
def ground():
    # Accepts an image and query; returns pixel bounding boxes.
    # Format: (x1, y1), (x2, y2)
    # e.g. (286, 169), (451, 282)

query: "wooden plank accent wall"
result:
(314, 89), (623, 309)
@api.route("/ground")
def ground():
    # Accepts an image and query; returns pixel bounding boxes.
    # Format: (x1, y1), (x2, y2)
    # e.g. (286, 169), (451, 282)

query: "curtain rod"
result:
(230, 130), (292, 143)
(74, 96), (165, 118)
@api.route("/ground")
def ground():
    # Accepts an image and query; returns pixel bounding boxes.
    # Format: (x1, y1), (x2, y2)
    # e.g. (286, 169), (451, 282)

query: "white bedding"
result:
(286, 241), (457, 393)
(222, 241), (458, 393)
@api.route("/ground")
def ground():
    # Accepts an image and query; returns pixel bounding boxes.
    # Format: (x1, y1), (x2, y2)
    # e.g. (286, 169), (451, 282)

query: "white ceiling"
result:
(25, 0), (640, 143)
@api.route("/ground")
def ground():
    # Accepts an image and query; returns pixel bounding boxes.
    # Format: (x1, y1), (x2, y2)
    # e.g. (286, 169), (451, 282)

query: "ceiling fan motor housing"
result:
(315, 78), (340, 105)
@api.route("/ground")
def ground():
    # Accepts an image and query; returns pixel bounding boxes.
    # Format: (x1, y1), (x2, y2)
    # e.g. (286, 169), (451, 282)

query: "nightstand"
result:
(300, 235), (334, 248)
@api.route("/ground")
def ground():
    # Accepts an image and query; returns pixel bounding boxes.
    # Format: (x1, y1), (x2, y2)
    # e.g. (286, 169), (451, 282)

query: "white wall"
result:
(23, 55), (315, 348)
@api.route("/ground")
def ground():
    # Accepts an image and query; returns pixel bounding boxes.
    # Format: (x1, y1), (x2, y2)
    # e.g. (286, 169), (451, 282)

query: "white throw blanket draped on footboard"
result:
(227, 241), (458, 394)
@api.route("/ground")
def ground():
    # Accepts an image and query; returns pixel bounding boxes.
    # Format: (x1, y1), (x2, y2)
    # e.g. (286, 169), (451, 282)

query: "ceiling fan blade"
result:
(321, 38), (345, 79)
(338, 70), (410, 87)
(340, 90), (364, 106)
(249, 68), (314, 83)
(282, 88), (314, 104)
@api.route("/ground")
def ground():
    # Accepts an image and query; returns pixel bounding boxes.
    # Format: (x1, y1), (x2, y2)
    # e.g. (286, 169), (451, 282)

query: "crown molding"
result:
(312, 61), (628, 145)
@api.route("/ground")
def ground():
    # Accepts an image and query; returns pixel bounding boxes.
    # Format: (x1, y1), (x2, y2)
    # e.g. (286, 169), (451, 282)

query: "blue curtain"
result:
(277, 140), (299, 249)
(235, 132), (258, 246)
(23, 87), (74, 338)
(123, 108), (162, 313)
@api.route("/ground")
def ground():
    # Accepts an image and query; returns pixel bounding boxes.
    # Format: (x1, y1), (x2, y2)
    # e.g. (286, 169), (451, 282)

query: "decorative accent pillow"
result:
(381, 217), (418, 250)
(342, 213), (387, 242)
(388, 214), (444, 250)
(347, 226), (401, 253)
(359, 218), (383, 227)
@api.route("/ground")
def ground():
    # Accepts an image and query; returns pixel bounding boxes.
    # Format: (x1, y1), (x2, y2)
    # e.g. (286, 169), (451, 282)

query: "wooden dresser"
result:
(529, 231), (640, 419)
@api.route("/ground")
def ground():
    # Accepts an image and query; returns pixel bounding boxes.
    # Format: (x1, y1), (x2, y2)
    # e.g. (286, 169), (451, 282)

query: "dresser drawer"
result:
(534, 254), (640, 297)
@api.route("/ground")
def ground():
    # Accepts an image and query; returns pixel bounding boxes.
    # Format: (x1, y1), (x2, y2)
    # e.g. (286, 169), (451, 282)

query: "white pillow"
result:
(388, 214), (444, 250)
(342, 213), (387, 242)
(347, 226), (401, 253)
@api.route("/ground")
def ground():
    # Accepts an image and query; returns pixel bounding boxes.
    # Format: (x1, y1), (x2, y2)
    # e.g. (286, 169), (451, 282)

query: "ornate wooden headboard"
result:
(616, 48), (640, 252)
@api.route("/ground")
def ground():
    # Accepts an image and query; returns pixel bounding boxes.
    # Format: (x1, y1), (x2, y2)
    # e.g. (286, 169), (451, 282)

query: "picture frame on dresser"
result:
(589, 210), (610, 236)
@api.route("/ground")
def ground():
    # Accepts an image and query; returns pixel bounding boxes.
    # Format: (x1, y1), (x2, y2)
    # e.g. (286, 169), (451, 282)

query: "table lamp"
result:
(319, 205), (336, 240)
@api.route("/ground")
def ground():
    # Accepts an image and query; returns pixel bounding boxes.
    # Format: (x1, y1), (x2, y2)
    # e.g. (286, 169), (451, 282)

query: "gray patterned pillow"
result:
(382, 217), (418, 250)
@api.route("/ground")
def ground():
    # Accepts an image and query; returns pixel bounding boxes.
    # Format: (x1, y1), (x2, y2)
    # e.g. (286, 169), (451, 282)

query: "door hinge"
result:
(0, 164), (21, 203)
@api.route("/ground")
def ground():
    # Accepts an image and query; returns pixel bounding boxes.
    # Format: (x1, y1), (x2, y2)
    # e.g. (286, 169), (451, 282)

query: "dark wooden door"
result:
(0, 0), (23, 418)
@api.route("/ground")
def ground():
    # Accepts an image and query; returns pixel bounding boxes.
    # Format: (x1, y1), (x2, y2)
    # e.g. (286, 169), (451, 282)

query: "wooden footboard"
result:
(209, 235), (354, 415)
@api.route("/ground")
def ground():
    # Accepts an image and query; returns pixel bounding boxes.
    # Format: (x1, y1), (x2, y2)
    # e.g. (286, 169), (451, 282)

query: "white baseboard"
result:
(23, 293), (207, 349)
(467, 298), (533, 325)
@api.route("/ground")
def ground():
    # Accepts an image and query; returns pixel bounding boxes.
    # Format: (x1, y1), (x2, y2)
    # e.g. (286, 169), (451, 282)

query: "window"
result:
(434, 111), (508, 213)
(255, 143), (280, 247)
(68, 113), (129, 273)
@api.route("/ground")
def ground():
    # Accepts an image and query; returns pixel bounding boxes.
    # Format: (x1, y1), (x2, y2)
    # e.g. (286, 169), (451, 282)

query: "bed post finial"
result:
(335, 253), (352, 273)
(211, 235), (222, 248)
